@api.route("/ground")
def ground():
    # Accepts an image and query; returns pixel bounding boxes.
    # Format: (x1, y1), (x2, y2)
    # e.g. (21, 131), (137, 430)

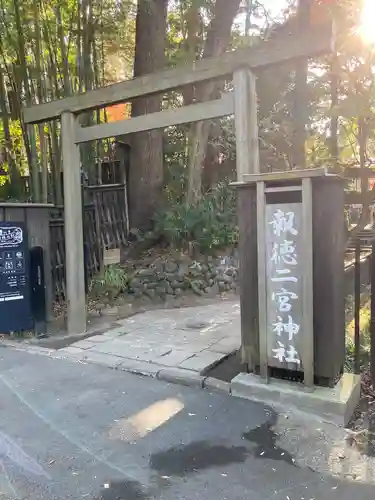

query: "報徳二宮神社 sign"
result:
(265, 203), (303, 371)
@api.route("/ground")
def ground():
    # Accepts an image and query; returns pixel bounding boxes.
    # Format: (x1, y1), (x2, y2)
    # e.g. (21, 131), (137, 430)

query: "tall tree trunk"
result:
(245, 0), (253, 37)
(46, 65), (63, 204)
(129, 0), (168, 230)
(50, 120), (63, 205)
(81, 0), (95, 183)
(0, 68), (20, 195)
(34, 0), (49, 202)
(56, 4), (71, 95)
(13, 0), (40, 200)
(186, 0), (241, 205)
(292, 0), (312, 169)
(182, 1), (202, 107)
(330, 54), (339, 171)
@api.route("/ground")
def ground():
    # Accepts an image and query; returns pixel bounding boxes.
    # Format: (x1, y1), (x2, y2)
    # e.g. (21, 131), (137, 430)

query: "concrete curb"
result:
(1, 340), (233, 397)
(118, 358), (161, 378)
(1, 340), (55, 357)
(157, 367), (205, 388)
(25, 322), (121, 349)
(203, 376), (231, 394)
(231, 372), (361, 427)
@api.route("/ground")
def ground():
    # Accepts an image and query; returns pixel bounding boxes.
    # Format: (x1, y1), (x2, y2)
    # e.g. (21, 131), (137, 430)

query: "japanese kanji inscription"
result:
(266, 203), (303, 370)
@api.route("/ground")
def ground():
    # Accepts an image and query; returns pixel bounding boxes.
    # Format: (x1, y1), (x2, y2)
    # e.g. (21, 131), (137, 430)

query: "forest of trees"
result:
(0, 0), (374, 239)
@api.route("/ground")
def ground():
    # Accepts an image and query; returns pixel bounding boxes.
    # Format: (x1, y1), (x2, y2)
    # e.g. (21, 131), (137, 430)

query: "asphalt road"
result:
(0, 345), (374, 500)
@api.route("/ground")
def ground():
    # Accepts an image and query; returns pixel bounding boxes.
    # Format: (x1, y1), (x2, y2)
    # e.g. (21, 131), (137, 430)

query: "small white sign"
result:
(103, 248), (121, 266)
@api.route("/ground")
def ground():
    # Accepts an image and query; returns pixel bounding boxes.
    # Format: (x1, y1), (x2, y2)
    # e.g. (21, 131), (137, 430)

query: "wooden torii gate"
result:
(23, 23), (334, 335)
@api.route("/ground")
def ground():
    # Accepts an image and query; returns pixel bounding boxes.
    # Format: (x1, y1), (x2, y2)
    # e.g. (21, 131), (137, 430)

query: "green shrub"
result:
(89, 265), (129, 300)
(154, 182), (238, 253)
(345, 300), (371, 372)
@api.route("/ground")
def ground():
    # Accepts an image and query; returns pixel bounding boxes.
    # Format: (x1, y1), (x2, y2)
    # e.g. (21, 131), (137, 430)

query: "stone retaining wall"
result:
(128, 255), (239, 300)
(125, 249), (366, 302)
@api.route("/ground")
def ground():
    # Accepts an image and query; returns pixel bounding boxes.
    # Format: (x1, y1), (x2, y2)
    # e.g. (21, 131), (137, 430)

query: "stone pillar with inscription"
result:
(234, 168), (345, 388)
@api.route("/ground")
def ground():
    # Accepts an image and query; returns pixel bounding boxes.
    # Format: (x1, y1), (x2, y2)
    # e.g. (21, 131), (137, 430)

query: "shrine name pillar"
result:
(233, 167), (345, 388)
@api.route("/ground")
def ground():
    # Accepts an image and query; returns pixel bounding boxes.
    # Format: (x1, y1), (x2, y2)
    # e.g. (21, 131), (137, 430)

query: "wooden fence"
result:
(50, 183), (128, 301)
(86, 183), (129, 250)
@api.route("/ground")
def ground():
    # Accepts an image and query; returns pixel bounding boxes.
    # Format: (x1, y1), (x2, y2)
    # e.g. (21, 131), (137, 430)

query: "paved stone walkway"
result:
(59, 300), (240, 381)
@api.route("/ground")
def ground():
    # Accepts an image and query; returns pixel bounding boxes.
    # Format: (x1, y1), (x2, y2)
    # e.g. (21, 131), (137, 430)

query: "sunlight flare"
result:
(360, 0), (375, 45)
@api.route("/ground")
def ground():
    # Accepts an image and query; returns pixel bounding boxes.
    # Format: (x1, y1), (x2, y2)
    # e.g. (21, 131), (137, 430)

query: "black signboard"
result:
(30, 246), (46, 335)
(0, 222), (33, 332)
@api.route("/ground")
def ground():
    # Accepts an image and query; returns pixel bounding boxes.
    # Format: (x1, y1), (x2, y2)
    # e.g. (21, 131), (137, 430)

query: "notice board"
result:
(0, 222), (33, 332)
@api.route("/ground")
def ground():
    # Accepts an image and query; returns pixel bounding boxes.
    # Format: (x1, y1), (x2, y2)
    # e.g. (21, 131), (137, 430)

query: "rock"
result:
(220, 274), (233, 284)
(177, 262), (189, 278)
(154, 262), (164, 274)
(102, 306), (119, 317)
(188, 267), (202, 278)
(174, 288), (182, 296)
(130, 278), (142, 288)
(201, 263), (209, 272)
(191, 279), (205, 290)
(155, 285), (167, 294)
(137, 268), (155, 278)
(191, 283), (204, 296)
(166, 285), (174, 295)
(164, 261), (178, 273)
(144, 289), (156, 299)
(170, 280), (181, 289)
(144, 282), (157, 290)
(208, 284), (219, 295)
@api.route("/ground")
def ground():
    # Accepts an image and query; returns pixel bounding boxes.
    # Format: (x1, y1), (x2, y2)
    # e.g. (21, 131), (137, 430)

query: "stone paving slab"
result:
(61, 346), (86, 355)
(83, 334), (112, 343)
(91, 341), (172, 361)
(154, 349), (196, 367)
(179, 350), (227, 374)
(72, 339), (96, 350)
(80, 350), (124, 368)
(60, 299), (241, 380)
(210, 337), (241, 354)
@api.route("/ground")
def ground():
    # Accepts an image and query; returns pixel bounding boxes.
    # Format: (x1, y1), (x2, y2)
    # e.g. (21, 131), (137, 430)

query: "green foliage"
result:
(89, 265), (129, 300)
(154, 182), (238, 253)
(345, 299), (371, 372)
